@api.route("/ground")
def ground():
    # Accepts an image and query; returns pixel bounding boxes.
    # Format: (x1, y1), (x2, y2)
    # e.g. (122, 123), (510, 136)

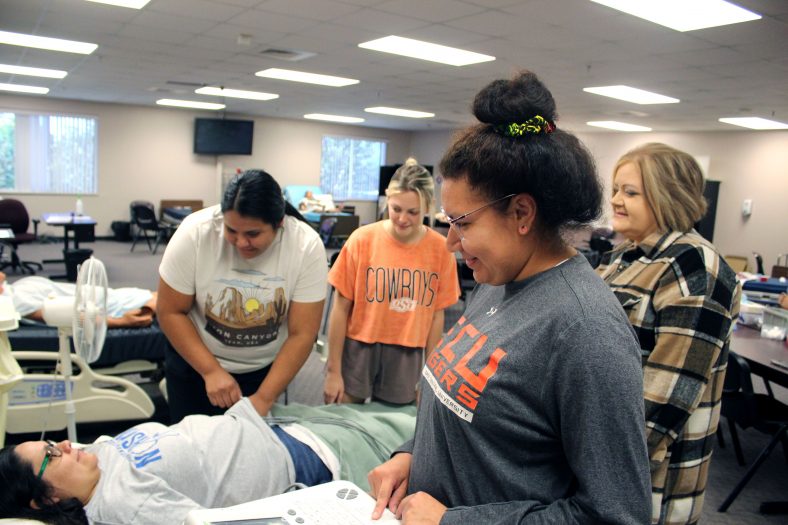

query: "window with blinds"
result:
(319, 135), (386, 201)
(0, 111), (98, 194)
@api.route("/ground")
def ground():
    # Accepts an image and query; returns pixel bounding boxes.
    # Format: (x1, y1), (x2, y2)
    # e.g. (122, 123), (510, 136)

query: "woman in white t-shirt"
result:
(158, 170), (327, 421)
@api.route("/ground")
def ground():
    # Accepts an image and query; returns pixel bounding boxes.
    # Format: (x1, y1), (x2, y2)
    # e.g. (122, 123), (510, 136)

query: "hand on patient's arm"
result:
(369, 452), (412, 520)
(205, 368), (242, 409)
(397, 492), (446, 525)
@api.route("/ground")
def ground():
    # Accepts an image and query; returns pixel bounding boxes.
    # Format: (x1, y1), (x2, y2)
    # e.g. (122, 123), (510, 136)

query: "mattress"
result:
(7, 320), (167, 368)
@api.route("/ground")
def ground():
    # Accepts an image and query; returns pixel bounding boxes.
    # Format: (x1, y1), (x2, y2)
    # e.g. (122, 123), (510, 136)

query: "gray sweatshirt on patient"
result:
(84, 398), (294, 525)
(404, 255), (651, 524)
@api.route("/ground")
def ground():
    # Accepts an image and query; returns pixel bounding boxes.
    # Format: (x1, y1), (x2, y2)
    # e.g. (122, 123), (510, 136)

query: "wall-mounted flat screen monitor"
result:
(194, 118), (254, 155)
(378, 164), (433, 196)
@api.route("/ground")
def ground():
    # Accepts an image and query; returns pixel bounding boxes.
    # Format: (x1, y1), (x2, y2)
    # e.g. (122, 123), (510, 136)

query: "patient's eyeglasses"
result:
(38, 440), (61, 478)
(441, 194), (515, 241)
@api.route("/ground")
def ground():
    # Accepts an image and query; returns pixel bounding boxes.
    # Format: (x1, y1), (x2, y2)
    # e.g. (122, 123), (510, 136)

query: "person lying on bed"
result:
(0, 398), (415, 525)
(298, 190), (338, 213)
(0, 272), (157, 328)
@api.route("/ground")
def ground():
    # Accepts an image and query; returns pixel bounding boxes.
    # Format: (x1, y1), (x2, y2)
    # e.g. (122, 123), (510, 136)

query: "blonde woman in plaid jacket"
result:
(597, 143), (741, 525)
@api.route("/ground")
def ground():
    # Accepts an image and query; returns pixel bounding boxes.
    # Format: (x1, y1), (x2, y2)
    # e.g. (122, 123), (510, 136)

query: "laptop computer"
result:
(184, 480), (401, 525)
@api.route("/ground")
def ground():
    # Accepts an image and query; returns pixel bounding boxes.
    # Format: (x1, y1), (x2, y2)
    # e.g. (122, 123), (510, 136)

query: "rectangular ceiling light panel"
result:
(358, 36), (495, 66)
(587, 120), (652, 132)
(583, 85), (679, 104)
(156, 99), (225, 110)
(0, 82), (49, 94)
(0, 30), (97, 54)
(0, 64), (67, 78)
(364, 106), (434, 119)
(718, 117), (788, 130)
(590, 0), (761, 31)
(304, 114), (365, 123)
(85, 0), (151, 8)
(255, 68), (358, 87)
(196, 87), (278, 101)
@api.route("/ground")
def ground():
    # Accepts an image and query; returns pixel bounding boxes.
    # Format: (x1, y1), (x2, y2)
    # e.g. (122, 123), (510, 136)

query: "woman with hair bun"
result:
(597, 143), (740, 525)
(324, 158), (460, 406)
(368, 71), (651, 524)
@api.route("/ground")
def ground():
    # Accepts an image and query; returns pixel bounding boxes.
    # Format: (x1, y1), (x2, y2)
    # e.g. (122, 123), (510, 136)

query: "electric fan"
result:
(42, 256), (108, 442)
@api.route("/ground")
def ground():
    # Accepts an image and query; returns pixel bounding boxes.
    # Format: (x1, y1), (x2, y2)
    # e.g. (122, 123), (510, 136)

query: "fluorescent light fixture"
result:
(364, 106), (434, 119)
(0, 82), (49, 94)
(718, 117), (788, 130)
(304, 114), (365, 124)
(0, 64), (67, 79)
(156, 99), (225, 110)
(0, 30), (97, 54)
(587, 121), (652, 132)
(590, 0), (761, 32)
(583, 85), (679, 104)
(85, 0), (151, 8)
(358, 35), (495, 66)
(195, 86), (278, 101)
(255, 68), (358, 87)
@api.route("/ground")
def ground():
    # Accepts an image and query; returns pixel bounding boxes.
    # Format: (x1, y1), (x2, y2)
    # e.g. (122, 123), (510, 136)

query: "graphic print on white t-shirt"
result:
(204, 268), (287, 347)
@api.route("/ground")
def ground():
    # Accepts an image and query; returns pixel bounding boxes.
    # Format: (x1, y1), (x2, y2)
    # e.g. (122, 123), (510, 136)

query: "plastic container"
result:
(75, 196), (84, 216)
(761, 306), (788, 340)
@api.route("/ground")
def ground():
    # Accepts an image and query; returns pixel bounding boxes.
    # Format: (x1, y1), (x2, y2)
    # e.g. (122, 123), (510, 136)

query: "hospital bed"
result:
(283, 186), (360, 246)
(7, 319), (167, 374)
(5, 350), (154, 434)
(3, 319), (164, 436)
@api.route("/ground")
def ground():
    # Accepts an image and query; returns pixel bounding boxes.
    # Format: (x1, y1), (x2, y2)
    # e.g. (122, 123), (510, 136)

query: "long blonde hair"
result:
(385, 158), (434, 219)
(614, 143), (707, 233)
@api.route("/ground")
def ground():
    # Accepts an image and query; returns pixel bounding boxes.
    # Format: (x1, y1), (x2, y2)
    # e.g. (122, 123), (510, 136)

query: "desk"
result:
(42, 213), (96, 251)
(727, 325), (788, 515)
(731, 326), (788, 390)
(41, 214), (96, 280)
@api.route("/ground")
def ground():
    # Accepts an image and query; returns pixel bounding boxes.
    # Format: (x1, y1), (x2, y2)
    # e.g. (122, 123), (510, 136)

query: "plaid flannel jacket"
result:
(597, 230), (740, 525)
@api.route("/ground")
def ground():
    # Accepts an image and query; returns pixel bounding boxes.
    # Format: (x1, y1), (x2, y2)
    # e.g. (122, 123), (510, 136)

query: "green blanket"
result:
(270, 402), (416, 490)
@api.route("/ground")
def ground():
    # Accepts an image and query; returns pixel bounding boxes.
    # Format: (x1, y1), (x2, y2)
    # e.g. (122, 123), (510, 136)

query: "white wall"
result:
(0, 94), (412, 235)
(409, 128), (788, 271)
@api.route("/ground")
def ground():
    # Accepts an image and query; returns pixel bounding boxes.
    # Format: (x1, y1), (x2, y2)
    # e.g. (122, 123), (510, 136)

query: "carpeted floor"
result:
(4, 238), (787, 523)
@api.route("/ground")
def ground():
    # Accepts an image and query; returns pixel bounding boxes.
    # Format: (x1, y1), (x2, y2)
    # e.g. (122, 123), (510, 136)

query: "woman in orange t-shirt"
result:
(323, 159), (460, 405)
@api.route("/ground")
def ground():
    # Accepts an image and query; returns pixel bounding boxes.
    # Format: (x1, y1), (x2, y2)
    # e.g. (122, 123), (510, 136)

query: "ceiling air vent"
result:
(259, 48), (315, 62)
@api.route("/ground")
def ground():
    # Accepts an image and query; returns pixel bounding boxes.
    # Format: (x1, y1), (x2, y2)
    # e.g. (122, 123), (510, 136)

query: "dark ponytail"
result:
(439, 70), (602, 235)
(222, 169), (308, 225)
(0, 446), (87, 525)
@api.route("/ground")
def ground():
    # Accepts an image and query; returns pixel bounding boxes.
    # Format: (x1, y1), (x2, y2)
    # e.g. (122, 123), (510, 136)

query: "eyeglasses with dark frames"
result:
(37, 440), (61, 478)
(441, 193), (516, 240)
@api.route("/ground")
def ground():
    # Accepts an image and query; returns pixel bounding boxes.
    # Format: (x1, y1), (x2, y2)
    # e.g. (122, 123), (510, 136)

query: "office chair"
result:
(718, 351), (788, 513)
(129, 200), (170, 255)
(753, 252), (765, 275)
(318, 217), (338, 248)
(0, 198), (43, 274)
(772, 253), (788, 279)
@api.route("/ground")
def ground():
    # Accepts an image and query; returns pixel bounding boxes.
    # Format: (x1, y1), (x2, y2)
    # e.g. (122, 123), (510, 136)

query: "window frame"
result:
(0, 108), (99, 196)
(319, 134), (387, 202)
